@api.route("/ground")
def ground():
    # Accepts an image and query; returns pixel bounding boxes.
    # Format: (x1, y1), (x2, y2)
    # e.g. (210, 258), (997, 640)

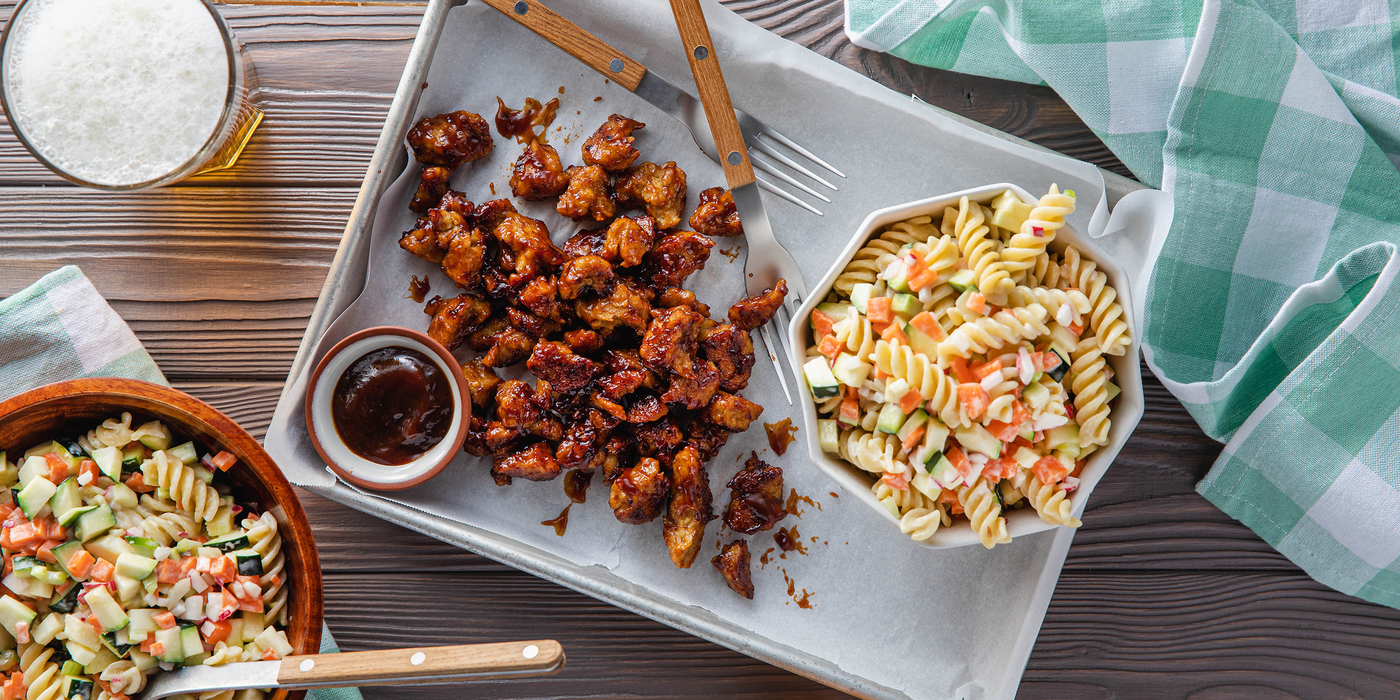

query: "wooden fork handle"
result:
(277, 640), (565, 688)
(479, 0), (648, 91)
(668, 0), (754, 188)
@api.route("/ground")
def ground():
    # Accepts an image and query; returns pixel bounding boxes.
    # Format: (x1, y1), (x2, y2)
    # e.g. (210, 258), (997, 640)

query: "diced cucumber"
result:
(910, 471), (940, 501)
(923, 420), (950, 456)
(107, 483), (138, 510)
(191, 464), (214, 486)
(65, 641), (98, 666)
(802, 357), (840, 399)
(123, 536), (160, 558)
(0, 596), (35, 639)
(831, 353), (871, 387)
(905, 323), (940, 358)
(49, 477), (80, 523)
(911, 443), (941, 469)
(62, 676), (95, 700)
(849, 284), (874, 314)
(1045, 423), (1081, 452)
(1045, 347), (1071, 383)
(207, 500), (236, 538)
(121, 445), (145, 475)
(817, 420), (839, 454)
(16, 477), (56, 520)
(929, 453), (962, 489)
(82, 648), (117, 677)
(896, 409), (930, 444)
(954, 424), (1002, 458)
(990, 189), (1035, 232)
(65, 614), (104, 651)
(115, 553), (157, 581)
(173, 539), (201, 556)
(886, 265), (912, 293)
(179, 624), (203, 658)
(23, 441), (78, 468)
(1013, 446), (1041, 470)
(884, 378), (911, 407)
(135, 422), (171, 451)
(878, 494), (900, 518)
(84, 586), (128, 632)
(891, 293), (921, 320)
(948, 269), (977, 293)
(61, 660), (84, 678)
(114, 575), (142, 606)
(31, 614), (61, 646)
(16, 456), (46, 490)
(57, 505), (96, 529)
(206, 531), (250, 553)
(85, 534), (134, 564)
(30, 567), (67, 587)
(1106, 380), (1121, 402)
(130, 649), (158, 671)
(1049, 324), (1079, 357)
(232, 550), (263, 577)
(0, 452), (16, 490)
(128, 609), (160, 638)
(875, 403), (907, 435)
(11, 556), (43, 573)
(1018, 421), (1036, 442)
(1022, 381), (1051, 410)
(75, 505), (116, 543)
(89, 446), (122, 483)
(48, 583), (80, 614)
(168, 442), (198, 466)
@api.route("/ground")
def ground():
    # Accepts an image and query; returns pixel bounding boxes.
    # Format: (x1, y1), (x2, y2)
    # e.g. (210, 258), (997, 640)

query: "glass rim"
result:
(0, 0), (242, 191)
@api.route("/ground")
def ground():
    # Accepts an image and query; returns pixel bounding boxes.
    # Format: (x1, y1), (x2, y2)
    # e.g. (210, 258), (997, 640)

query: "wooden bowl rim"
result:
(305, 325), (470, 491)
(0, 378), (325, 675)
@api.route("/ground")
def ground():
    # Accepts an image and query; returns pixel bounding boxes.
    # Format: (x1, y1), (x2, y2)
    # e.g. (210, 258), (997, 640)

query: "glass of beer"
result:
(0, 0), (263, 190)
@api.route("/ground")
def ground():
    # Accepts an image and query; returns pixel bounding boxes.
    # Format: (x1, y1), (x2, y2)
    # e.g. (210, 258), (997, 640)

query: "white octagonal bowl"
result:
(786, 183), (1144, 548)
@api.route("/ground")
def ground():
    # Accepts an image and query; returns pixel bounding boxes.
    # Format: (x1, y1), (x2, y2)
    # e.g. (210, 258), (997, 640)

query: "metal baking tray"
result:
(277, 1), (1144, 696)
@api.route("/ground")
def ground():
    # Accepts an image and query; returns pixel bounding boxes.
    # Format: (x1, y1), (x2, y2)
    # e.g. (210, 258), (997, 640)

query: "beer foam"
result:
(5, 0), (230, 186)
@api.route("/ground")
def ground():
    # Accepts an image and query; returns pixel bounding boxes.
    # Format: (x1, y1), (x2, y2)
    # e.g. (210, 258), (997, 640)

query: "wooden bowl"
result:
(0, 378), (323, 700)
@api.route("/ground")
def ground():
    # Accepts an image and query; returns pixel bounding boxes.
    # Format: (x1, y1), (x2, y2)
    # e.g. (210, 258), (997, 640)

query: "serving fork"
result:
(480, 0), (844, 217)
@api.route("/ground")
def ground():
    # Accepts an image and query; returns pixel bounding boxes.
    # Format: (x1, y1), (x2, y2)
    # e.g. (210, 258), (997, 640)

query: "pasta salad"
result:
(803, 186), (1129, 548)
(0, 413), (290, 700)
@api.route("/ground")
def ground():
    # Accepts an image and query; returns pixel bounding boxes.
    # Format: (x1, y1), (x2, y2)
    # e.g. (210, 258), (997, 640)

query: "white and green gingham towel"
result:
(0, 266), (361, 699)
(847, 0), (1400, 607)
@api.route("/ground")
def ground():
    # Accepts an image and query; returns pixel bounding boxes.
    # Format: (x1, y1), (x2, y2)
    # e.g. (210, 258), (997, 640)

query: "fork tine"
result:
(749, 151), (831, 202)
(755, 175), (823, 216)
(754, 129), (846, 179)
(749, 139), (839, 192)
(758, 323), (794, 405)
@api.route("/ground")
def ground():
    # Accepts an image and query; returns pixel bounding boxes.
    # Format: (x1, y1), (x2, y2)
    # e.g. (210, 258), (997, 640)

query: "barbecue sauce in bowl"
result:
(331, 347), (453, 465)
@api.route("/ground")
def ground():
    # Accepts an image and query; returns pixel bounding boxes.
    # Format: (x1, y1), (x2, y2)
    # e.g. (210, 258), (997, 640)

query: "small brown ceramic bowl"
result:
(0, 378), (322, 700)
(305, 326), (469, 491)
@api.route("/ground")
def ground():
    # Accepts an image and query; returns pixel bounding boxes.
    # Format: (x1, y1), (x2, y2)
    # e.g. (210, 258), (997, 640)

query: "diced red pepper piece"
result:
(957, 384), (990, 421)
(89, 558), (115, 583)
(1033, 456), (1068, 485)
(211, 451), (238, 472)
(908, 312), (945, 341)
(810, 309), (836, 339)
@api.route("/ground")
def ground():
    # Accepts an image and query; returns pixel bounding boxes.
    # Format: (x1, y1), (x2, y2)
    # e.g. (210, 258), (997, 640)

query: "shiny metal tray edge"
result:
(279, 2), (1144, 697)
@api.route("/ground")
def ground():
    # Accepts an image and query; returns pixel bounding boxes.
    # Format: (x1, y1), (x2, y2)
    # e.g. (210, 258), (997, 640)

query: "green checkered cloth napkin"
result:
(1, 266), (361, 699)
(845, 0), (1400, 607)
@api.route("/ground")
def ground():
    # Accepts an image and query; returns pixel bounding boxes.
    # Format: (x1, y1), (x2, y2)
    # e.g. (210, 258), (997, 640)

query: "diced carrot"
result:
(898, 389), (923, 415)
(817, 334), (842, 362)
(3, 671), (23, 700)
(1068, 321), (1084, 336)
(1071, 458), (1087, 479)
(971, 359), (1004, 381)
(45, 454), (70, 484)
(6, 522), (42, 550)
(986, 420), (1020, 442)
(906, 263), (938, 291)
(87, 615), (105, 636)
(866, 297), (893, 326)
(78, 460), (100, 486)
(179, 557), (199, 576)
(238, 595), (265, 614)
(155, 558), (183, 584)
(0, 505), (14, 523)
(149, 641), (165, 657)
(139, 635), (155, 653)
(1040, 351), (1062, 372)
(66, 550), (95, 580)
(124, 472), (155, 494)
(209, 557), (237, 584)
(908, 312), (945, 341)
(34, 542), (57, 565)
(153, 610), (178, 630)
(950, 358), (977, 385)
(222, 588), (239, 615)
(12, 622), (27, 645)
(966, 292), (990, 315)
(1010, 400), (1031, 427)
(89, 558), (115, 583)
(203, 620), (233, 645)
(900, 425), (925, 453)
(874, 368), (891, 380)
(1012, 435), (1034, 449)
(880, 322), (909, 345)
(262, 648), (279, 661)
(881, 471), (908, 490)
(946, 445), (973, 479)
(40, 518), (63, 542)
(839, 395), (860, 425)
(810, 309), (835, 339)
(957, 384), (990, 421)
(1033, 456), (1068, 485)
(211, 451), (238, 472)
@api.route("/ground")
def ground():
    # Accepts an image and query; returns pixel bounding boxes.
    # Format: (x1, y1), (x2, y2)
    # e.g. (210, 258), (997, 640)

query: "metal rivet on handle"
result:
(410, 652), (426, 666)
(727, 151), (742, 166)
(693, 45), (708, 61)
(609, 58), (624, 73)
(523, 645), (539, 659)
(299, 659), (314, 672)
(513, 1), (527, 14)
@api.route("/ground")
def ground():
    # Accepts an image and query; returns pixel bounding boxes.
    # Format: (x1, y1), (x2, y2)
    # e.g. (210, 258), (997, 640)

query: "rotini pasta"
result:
(805, 184), (1127, 546)
(142, 449), (221, 522)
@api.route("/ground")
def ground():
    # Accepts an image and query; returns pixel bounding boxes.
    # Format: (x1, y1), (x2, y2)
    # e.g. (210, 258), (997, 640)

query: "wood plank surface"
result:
(5, 0), (1397, 699)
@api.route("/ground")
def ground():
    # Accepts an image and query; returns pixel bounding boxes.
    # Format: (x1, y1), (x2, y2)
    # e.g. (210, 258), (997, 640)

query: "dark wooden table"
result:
(4, 1), (1400, 698)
